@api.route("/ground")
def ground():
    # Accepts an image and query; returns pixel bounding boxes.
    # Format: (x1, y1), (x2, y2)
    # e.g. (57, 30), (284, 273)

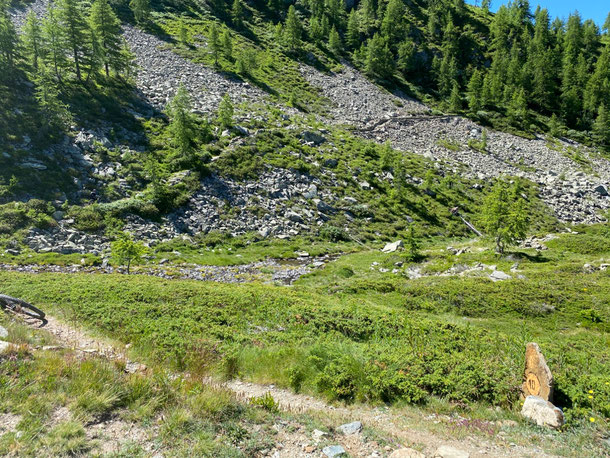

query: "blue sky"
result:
(466, 0), (609, 26)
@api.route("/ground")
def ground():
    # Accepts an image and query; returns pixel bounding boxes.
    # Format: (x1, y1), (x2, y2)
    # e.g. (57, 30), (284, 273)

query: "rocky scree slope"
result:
(300, 64), (610, 224)
(8, 0), (610, 257)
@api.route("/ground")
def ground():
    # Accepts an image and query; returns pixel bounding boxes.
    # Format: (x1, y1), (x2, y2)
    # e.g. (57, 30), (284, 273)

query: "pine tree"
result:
(481, 0), (491, 12)
(42, 6), (68, 81)
(381, 0), (405, 46)
(165, 84), (194, 158)
(548, 113), (561, 137)
(604, 13), (610, 35)
(22, 10), (43, 71)
(365, 33), (394, 79)
(467, 69), (483, 113)
(89, 0), (124, 77)
(129, 0), (150, 24)
(481, 179), (529, 254)
(508, 88), (528, 127)
(222, 29), (232, 60)
(57, 0), (89, 81)
(209, 23), (221, 67)
(35, 65), (72, 132)
(178, 20), (188, 45)
(584, 43), (610, 117)
(0, 6), (17, 67)
(397, 39), (415, 74)
(328, 26), (342, 55)
(449, 82), (462, 112)
(236, 48), (256, 75)
(593, 104), (610, 146)
(309, 17), (323, 43)
(217, 93), (234, 129)
(231, 0), (243, 29)
(284, 5), (301, 51)
(346, 9), (360, 51)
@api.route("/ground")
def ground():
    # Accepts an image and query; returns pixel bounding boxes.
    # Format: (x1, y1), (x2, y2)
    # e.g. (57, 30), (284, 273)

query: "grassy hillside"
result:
(2, 225), (609, 434)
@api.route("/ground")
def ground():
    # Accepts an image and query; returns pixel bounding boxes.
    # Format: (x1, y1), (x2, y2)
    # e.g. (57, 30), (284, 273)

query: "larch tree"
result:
(283, 6), (301, 51)
(42, 6), (68, 81)
(481, 179), (529, 254)
(165, 84), (195, 159)
(0, 6), (17, 67)
(22, 10), (43, 71)
(89, 0), (123, 77)
(129, 0), (150, 25)
(57, 0), (89, 81)
(328, 26), (342, 55)
(217, 93), (234, 129)
(231, 0), (243, 29)
(209, 23), (221, 66)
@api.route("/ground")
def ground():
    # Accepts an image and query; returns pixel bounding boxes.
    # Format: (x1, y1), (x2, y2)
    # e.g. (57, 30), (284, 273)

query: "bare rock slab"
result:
(389, 448), (425, 457)
(382, 240), (403, 253)
(522, 342), (554, 401)
(521, 395), (565, 429)
(338, 420), (362, 435)
(434, 445), (470, 458)
(323, 445), (346, 457)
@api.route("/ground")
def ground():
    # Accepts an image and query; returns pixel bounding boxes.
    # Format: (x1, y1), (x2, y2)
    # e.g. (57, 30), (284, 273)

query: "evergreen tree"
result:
(481, 0), (491, 12)
(129, 0), (150, 24)
(57, 0), (89, 81)
(584, 43), (610, 117)
(22, 10), (43, 71)
(111, 232), (145, 274)
(449, 82), (462, 112)
(42, 6), (68, 81)
(328, 26), (342, 55)
(358, 0), (376, 35)
(346, 9), (360, 51)
(165, 84), (194, 158)
(236, 48), (257, 75)
(209, 23), (221, 66)
(481, 179), (529, 254)
(548, 113), (561, 137)
(231, 0), (243, 29)
(381, 0), (405, 46)
(222, 29), (232, 59)
(284, 5), (301, 51)
(365, 33), (394, 79)
(397, 39), (415, 74)
(604, 13), (610, 35)
(593, 104), (610, 146)
(405, 224), (420, 261)
(217, 93), (234, 129)
(467, 69), (483, 113)
(89, 0), (124, 77)
(35, 64), (72, 132)
(178, 20), (188, 45)
(508, 88), (528, 127)
(0, 6), (17, 67)
(309, 17), (323, 43)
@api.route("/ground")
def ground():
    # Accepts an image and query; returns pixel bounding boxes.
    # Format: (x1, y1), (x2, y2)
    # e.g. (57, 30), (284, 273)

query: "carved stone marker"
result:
(522, 342), (553, 401)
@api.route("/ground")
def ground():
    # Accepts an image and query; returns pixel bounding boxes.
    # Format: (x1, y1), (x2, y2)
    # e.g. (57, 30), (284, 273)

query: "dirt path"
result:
(18, 312), (559, 458)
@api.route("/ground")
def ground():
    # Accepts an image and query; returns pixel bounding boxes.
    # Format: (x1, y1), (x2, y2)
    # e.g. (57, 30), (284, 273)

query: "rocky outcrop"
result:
(25, 226), (109, 256)
(167, 168), (338, 238)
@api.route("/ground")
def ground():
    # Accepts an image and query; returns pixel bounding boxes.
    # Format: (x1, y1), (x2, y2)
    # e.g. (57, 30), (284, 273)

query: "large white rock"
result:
(390, 448), (425, 458)
(434, 445), (470, 458)
(521, 395), (565, 429)
(382, 240), (404, 253)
